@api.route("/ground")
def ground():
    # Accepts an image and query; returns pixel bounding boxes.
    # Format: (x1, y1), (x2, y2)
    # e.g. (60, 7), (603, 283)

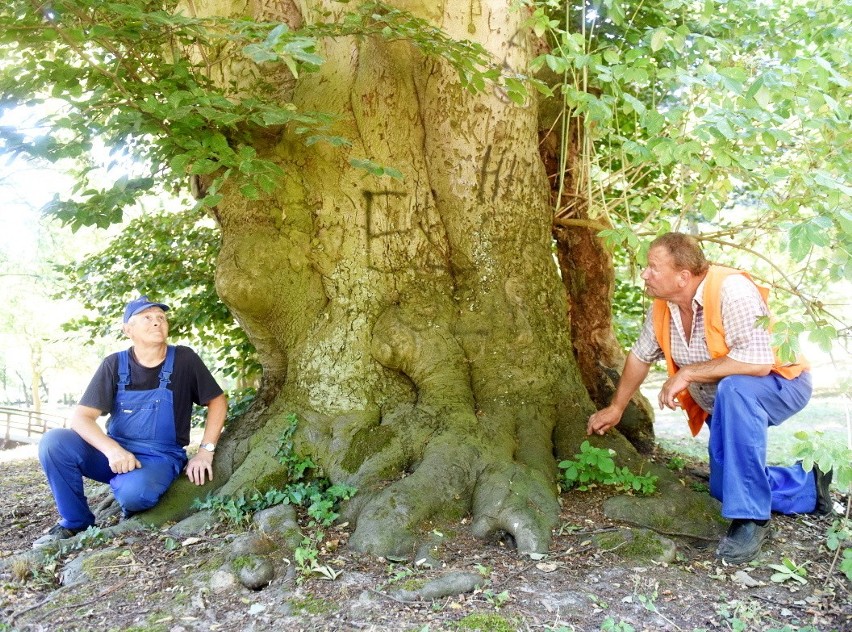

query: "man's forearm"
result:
(609, 352), (653, 410)
(681, 356), (772, 384)
(70, 405), (122, 455)
(200, 393), (227, 446)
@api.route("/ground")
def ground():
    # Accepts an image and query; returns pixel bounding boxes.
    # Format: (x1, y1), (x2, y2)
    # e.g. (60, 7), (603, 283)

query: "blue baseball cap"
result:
(123, 295), (170, 323)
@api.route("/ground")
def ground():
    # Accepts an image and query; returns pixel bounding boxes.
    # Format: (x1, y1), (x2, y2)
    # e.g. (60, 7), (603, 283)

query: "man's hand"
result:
(106, 447), (142, 474)
(658, 369), (690, 410)
(587, 405), (623, 436)
(186, 449), (214, 485)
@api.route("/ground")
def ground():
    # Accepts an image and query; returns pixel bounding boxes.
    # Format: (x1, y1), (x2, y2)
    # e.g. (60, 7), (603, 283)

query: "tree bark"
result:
(158, 0), (641, 557)
(538, 93), (655, 454)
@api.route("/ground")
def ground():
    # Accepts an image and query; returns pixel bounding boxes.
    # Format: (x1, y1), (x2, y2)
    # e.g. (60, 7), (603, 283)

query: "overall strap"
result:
(158, 345), (176, 388)
(117, 350), (131, 392)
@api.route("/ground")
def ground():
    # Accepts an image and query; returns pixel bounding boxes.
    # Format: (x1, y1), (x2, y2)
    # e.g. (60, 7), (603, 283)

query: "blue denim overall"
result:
(110, 345), (186, 462)
(706, 372), (816, 519)
(39, 346), (188, 530)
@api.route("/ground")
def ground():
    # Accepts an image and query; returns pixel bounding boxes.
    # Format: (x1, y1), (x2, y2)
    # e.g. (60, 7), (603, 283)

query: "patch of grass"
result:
(596, 530), (668, 562)
(621, 531), (665, 559)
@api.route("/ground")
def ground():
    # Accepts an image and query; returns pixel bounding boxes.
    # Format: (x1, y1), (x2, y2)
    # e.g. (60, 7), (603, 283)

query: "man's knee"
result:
(38, 428), (81, 464)
(114, 487), (161, 513)
(716, 374), (758, 399)
(111, 466), (177, 512)
(112, 478), (164, 512)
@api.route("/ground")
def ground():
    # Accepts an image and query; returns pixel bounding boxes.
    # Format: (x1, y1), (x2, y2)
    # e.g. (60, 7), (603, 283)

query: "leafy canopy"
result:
(0, 0), (518, 228)
(528, 0), (850, 354)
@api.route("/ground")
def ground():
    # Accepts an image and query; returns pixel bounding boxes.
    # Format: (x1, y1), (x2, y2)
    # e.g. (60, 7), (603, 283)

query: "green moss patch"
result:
(289, 595), (336, 615)
(453, 613), (517, 632)
(341, 425), (397, 473)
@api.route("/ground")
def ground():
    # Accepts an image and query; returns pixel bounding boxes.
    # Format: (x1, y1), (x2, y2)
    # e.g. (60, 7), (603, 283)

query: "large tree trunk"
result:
(158, 0), (638, 558)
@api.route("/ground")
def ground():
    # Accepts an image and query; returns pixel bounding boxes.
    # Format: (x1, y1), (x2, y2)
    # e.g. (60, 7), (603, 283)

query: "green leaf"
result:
(650, 29), (668, 53)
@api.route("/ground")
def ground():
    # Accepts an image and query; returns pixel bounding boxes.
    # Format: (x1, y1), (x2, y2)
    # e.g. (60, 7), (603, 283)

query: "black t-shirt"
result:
(79, 345), (224, 447)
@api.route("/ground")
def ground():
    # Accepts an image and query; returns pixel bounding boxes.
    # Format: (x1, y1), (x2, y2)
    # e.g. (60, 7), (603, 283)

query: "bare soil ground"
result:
(1, 438), (849, 632)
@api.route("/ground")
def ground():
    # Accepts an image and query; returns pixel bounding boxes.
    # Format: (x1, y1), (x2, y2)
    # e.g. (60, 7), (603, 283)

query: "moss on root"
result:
(340, 425), (397, 473)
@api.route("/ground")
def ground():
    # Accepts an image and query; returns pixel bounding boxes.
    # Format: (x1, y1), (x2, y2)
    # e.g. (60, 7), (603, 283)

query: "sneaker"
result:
(813, 465), (834, 516)
(32, 523), (87, 549)
(715, 519), (771, 564)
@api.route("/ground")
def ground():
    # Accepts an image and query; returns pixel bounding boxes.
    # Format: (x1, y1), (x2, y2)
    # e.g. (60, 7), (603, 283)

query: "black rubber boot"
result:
(813, 465), (834, 516)
(715, 519), (771, 564)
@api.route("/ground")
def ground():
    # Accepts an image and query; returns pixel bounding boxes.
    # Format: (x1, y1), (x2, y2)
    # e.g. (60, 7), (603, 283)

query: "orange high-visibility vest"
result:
(652, 265), (809, 436)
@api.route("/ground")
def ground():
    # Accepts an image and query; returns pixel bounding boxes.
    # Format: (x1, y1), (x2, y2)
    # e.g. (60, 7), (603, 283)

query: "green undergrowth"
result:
(559, 441), (658, 495)
(195, 413), (356, 579)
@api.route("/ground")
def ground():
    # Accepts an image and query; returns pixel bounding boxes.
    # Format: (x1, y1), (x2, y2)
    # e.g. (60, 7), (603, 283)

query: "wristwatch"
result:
(200, 442), (216, 453)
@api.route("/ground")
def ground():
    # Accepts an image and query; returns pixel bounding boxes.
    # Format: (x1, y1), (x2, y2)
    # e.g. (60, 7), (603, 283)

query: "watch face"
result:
(201, 443), (216, 452)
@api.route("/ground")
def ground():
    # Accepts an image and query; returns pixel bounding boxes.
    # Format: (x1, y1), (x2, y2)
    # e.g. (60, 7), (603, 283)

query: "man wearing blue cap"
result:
(34, 296), (227, 548)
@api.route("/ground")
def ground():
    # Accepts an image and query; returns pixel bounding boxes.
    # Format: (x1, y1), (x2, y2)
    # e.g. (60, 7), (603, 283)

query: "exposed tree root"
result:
(471, 461), (560, 553)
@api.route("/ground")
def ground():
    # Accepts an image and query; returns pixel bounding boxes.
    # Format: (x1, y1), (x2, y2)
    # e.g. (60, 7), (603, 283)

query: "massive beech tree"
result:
(188, 0), (637, 556)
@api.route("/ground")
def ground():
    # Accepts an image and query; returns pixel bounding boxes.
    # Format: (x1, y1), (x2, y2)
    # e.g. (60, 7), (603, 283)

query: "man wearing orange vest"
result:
(588, 233), (833, 564)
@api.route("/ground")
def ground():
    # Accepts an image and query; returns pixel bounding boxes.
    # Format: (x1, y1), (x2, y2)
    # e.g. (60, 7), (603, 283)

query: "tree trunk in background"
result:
(155, 0), (647, 558)
(539, 102), (655, 454)
(29, 341), (43, 414)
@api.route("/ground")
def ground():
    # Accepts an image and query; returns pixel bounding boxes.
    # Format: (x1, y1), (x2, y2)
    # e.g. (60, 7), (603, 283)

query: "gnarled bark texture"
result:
(538, 94), (655, 454)
(156, 0), (643, 557)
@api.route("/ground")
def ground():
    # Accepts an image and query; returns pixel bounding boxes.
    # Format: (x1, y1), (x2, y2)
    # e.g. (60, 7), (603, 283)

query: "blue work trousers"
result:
(707, 372), (815, 520)
(38, 428), (184, 530)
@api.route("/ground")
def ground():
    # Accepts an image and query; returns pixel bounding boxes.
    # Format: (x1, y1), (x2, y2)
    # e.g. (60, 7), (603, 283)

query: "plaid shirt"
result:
(632, 274), (774, 412)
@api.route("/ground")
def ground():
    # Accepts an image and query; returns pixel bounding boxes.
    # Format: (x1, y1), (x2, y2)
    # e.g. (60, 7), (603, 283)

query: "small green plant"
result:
(767, 557), (809, 585)
(790, 430), (852, 581)
(28, 554), (60, 588)
(715, 600), (765, 632)
(482, 588), (510, 609)
(380, 564), (419, 589)
(690, 482), (710, 494)
(840, 548), (852, 582)
(600, 619), (634, 632)
(559, 442), (658, 495)
(77, 525), (109, 548)
(556, 521), (583, 536)
(665, 456), (686, 471)
(791, 430), (852, 491)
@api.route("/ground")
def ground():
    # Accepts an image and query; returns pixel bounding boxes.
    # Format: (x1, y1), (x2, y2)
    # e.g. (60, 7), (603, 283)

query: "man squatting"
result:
(35, 296), (227, 548)
(588, 233), (833, 563)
